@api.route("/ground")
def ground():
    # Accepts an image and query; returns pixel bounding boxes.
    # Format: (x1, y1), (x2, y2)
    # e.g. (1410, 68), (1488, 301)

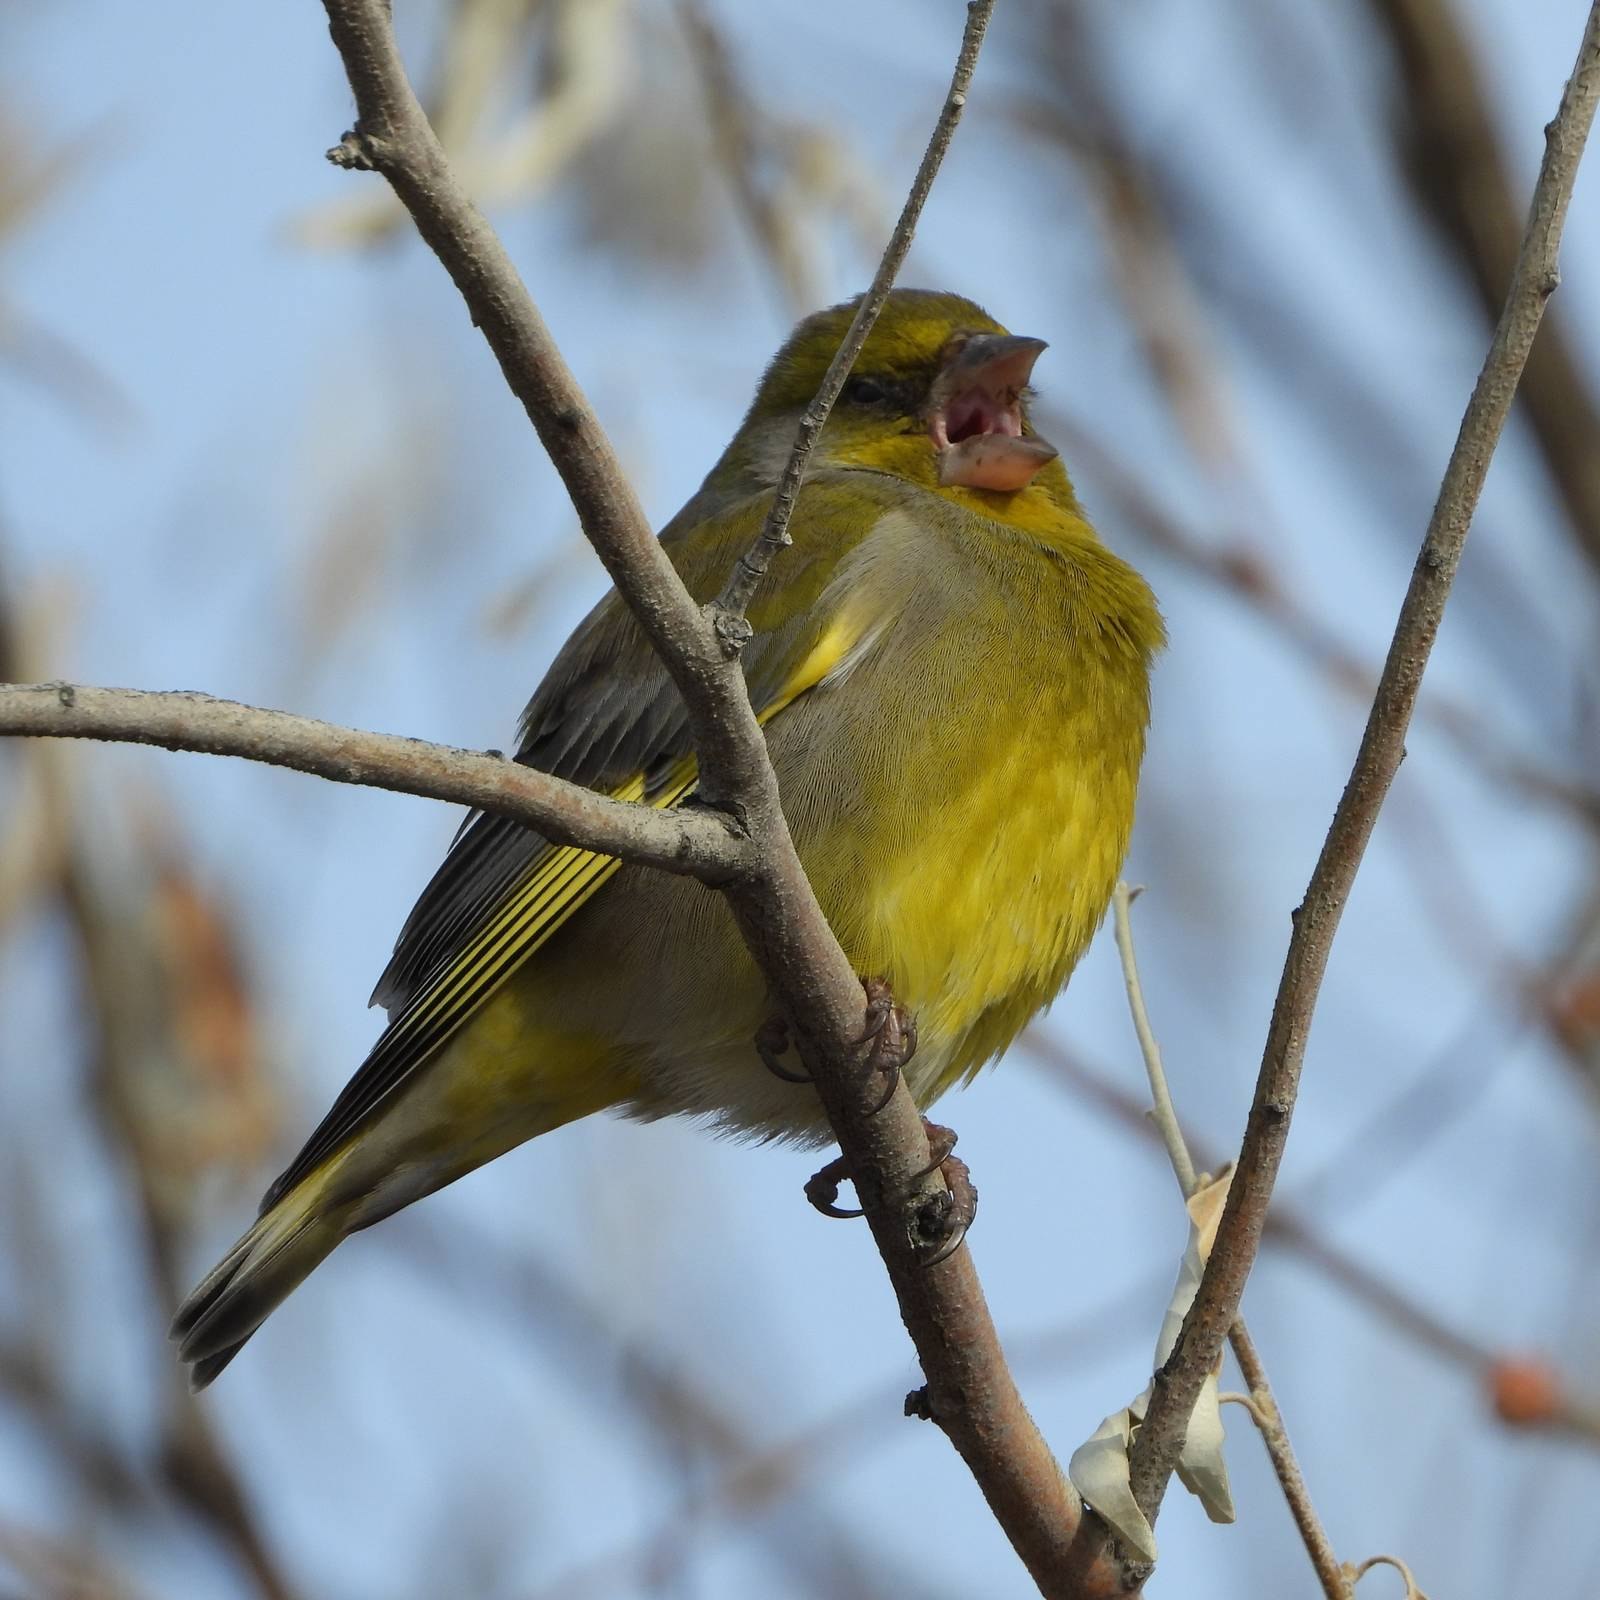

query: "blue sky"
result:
(4, 2), (1600, 1596)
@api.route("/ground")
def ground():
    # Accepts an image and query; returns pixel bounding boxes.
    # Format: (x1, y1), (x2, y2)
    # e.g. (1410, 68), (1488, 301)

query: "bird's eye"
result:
(842, 375), (893, 405)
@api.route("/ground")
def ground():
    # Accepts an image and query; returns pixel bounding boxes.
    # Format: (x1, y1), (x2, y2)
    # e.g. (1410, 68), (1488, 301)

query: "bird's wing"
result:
(258, 473), (898, 1213)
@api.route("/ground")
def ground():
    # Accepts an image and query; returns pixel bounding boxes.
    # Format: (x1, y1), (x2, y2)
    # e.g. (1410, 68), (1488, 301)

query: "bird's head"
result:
(723, 289), (1065, 502)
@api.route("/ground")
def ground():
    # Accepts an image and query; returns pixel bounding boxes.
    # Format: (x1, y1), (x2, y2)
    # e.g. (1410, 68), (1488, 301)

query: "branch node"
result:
(708, 604), (755, 659)
(904, 1385), (934, 1421)
(1217, 1389), (1272, 1429)
(326, 129), (377, 170)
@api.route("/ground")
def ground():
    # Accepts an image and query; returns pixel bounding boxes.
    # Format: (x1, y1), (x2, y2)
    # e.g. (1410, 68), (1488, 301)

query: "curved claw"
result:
(805, 1154), (864, 1219)
(756, 1015), (812, 1084)
(901, 1011), (919, 1064)
(919, 1212), (971, 1268)
(912, 1123), (978, 1267)
(858, 977), (917, 1116)
(908, 1117), (957, 1184)
(856, 980), (895, 1046)
(867, 1062), (901, 1116)
(804, 1120), (977, 1262)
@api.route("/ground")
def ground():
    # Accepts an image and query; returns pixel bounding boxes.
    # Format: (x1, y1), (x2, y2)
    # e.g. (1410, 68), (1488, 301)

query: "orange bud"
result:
(1489, 1356), (1564, 1426)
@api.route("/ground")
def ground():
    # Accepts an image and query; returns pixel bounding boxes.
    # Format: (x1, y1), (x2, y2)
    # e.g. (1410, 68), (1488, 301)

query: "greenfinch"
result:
(173, 289), (1163, 1387)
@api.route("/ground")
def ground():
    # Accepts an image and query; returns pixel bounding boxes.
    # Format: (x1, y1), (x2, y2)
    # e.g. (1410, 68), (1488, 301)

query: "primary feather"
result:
(173, 289), (1163, 1386)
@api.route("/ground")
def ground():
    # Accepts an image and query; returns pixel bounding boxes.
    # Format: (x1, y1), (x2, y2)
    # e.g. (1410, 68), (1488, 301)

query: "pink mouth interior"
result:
(934, 386), (1023, 447)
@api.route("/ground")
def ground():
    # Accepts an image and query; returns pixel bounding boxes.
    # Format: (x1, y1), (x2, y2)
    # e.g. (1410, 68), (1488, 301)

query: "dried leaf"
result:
(1068, 1169), (1237, 1560)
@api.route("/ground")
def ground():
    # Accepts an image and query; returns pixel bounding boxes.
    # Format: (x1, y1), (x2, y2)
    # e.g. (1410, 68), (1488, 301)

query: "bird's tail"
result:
(170, 1165), (347, 1391)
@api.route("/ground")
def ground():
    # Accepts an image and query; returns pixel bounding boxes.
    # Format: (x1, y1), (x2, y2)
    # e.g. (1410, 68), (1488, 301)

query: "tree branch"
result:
(311, 5), (1112, 1596)
(0, 683), (745, 883)
(1110, 887), (1352, 1600)
(1117, 0), (1600, 1556)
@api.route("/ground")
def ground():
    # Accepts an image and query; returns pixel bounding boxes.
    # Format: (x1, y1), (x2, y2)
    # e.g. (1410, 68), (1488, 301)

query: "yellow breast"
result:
(778, 496), (1161, 1103)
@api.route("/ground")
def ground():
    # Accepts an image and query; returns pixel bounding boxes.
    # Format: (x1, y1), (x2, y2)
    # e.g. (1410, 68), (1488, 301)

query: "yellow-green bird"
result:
(172, 289), (1163, 1387)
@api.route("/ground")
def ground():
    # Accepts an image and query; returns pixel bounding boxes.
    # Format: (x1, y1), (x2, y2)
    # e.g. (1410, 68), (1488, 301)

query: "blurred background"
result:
(3, 0), (1599, 1595)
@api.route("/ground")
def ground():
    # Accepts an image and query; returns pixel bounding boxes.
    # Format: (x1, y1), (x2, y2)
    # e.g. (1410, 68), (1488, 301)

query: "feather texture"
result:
(174, 290), (1164, 1387)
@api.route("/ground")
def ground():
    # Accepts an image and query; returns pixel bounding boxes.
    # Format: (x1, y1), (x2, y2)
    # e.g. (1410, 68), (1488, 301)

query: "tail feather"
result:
(171, 1175), (345, 1391)
(187, 1338), (253, 1391)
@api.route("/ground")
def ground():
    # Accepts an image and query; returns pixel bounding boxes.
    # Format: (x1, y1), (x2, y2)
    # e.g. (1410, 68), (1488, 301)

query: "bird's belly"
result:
(497, 665), (1144, 1145)
(805, 736), (1139, 1106)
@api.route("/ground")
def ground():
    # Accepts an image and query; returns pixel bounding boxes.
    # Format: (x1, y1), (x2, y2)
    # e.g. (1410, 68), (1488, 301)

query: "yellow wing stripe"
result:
(383, 627), (857, 1060)
(379, 766), (692, 1059)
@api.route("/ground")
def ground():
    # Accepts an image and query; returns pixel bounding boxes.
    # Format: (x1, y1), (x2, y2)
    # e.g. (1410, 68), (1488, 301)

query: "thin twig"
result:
(1110, 886), (1196, 1195)
(0, 597), (299, 1600)
(319, 0), (737, 779)
(708, 0), (996, 633)
(1347, 1553), (1428, 1598)
(1045, 1026), (1600, 1464)
(1042, 1030), (1600, 1452)
(1108, 887), (1351, 1599)
(1113, 7), (1600, 1556)
(519, 1278), (1159, 1600)
(1227, 1325), (1350, 1600)
(1215, 1388), (1272, 1429)
(1026, 5), (1600, 836)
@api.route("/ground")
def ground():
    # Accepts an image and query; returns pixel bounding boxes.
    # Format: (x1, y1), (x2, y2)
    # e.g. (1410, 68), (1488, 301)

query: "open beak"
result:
(927, 333), (1058, 491)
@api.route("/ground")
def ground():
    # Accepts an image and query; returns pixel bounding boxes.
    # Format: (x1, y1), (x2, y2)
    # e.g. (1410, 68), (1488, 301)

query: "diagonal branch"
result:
(1113, 0), (1600, 1563)
(1111, 886), (1351, 1600)
(321, 2), (1112, 1590)
(709, 0), (995, 630)
(313, 5), (1110, 1595)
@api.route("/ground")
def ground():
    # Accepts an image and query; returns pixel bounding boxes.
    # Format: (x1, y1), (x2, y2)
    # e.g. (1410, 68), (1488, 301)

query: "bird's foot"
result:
(755, 979), (916, 1110)
(804, 1152), (864, 1219)
(909, 1119), (977, 1266)
(804, 1117), (977, 1266)
(755, 1015), (811, 1084)
(857, 976), (917, 1115)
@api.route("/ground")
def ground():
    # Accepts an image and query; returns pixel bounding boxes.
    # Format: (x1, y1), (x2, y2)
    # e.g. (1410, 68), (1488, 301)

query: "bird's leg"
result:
(755, 1014), (812, 1084)
(786, 977), (949, 1238)
(857, 976), (917, 1115)
(909, 1119), (978, 1266)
